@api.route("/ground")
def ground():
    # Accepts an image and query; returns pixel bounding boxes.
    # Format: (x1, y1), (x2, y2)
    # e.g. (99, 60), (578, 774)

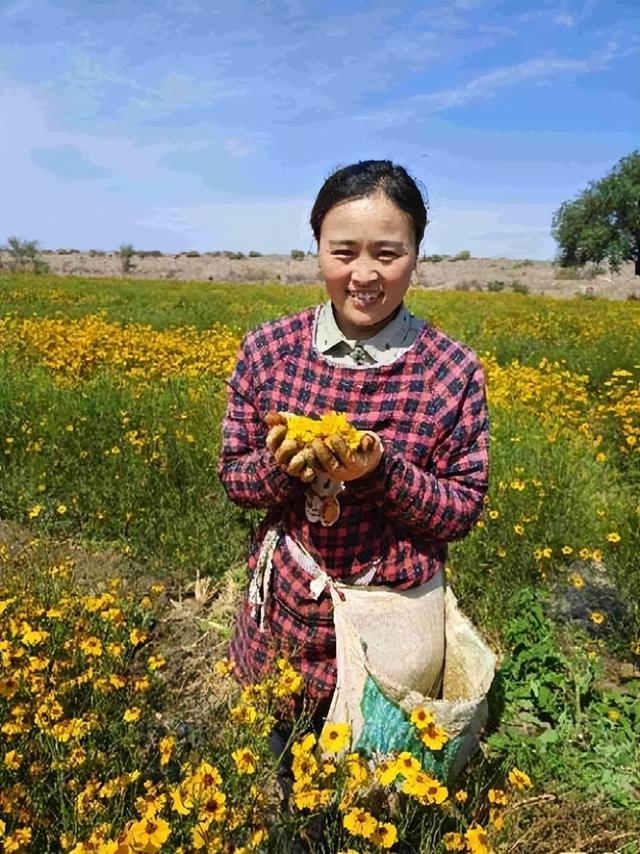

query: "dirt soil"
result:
(2, 251), (639, 300)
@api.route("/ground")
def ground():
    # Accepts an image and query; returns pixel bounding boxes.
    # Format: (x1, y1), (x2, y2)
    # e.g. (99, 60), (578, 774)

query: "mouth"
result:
(346, 288), (383, 307)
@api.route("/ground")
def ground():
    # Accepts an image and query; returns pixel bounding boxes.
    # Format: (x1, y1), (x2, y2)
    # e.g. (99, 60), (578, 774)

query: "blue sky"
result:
(1, 0), (638, 259)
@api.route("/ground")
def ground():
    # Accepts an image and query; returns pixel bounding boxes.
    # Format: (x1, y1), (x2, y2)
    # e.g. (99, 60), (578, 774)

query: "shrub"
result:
(248, 250), (262, 257)
(554, 266), (581, 280)
(450, 250), (472, 262)
(453, 279), (482, 292)
(422, 253), (447, 263)
(185, 250), (200, 258)
(290, 249), (305, 260)
(3, 236), (50, 274)
(510, 280), (529, 295)
(118, 243), (135, 274)
(513, 259), (534, 267)
(487, 280), (506, 293)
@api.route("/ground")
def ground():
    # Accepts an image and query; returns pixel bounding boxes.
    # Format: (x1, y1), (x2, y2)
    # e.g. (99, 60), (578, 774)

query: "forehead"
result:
(320, 193), (414, 243)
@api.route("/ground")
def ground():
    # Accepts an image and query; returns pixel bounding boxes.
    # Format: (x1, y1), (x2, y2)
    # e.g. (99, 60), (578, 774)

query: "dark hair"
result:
(310, 159), (428, 252)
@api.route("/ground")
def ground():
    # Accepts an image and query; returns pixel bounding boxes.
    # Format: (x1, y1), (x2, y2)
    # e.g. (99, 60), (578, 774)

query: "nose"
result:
(349, 258), (380, 284)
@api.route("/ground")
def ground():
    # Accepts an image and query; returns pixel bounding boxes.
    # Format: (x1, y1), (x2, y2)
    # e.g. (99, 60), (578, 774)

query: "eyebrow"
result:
(328, 240), (407, 250)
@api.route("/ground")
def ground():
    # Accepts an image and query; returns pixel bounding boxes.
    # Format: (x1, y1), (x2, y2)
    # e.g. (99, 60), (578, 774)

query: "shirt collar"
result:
(316, 300), (413, 355)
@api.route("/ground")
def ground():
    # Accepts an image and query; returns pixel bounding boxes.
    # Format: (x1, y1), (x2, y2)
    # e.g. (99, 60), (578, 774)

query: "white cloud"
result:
(410, 45), (620, 113)
(424, 201), (556, 259)
(137, 197), (316, 253)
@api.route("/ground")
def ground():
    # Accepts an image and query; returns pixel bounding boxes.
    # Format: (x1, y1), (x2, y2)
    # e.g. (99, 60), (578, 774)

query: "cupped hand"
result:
(311, 430), (384, 482)
(265, 411), (318, 483)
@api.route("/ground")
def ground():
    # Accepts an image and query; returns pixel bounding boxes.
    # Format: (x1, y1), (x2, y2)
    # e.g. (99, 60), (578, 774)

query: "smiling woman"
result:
(218, 159), (490, 762)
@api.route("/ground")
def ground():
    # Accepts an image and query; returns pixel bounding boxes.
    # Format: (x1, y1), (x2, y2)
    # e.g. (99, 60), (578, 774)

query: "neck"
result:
(332, 303), (403, 341)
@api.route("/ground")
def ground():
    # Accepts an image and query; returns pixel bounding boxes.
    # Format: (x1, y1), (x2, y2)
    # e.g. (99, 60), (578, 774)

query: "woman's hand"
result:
(265, 412), (317, 483)
(311, 431), (384, 482)
(265, 412), (384, 483)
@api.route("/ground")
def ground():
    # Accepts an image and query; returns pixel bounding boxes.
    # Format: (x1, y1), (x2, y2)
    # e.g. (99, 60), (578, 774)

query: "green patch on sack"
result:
(355, 675), (462, 779)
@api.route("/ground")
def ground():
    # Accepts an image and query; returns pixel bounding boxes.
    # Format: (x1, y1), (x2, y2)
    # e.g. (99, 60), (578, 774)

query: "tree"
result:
(3, 236), (49, 273)
(552, 151), (640, 276)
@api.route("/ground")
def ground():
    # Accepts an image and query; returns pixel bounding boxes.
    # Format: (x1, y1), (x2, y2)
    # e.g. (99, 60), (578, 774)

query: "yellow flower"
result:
(159, 735), (176, 766)
(345, 752), (369, 786)
(568, 571), (584, 589)
(292, 732), (316, 755)
(590, 611), (605, 625)
(197, 789), (227, 823)
(21, 627), (50, 645)
(606, 532), (621, 543)
(147, 654), (165, 671)
(488, 510), (499, 519)
(129, 628), (148, 646)
(402, 771), (448, 805)
(3, 828), (33, 852)
(508, 767), (532, 790)
(123, 707), (142, 723)
(489, 806), (505, 829)
(454, 788), (468, 803)
(420, 720), (449, 751)
(513, 524), (524, 536)
(443, 832), (466, 852)
(230, 703), (258, 725)
(213, 657), (235, 677)
(342, 807), (377, 839)
(375, 757), (399, 786)
(56, 504), (67, 515)
(4, 750), (22, 770)
(319, 722), (351, 753)
(292, 782), (332, 811)
(80, 636), (103, 657)
(561, 545), (574, 555)
(393, 751), (421, 777)
(370, 821), (398, 849)
(231, 747), (258, 775)
(134, 676), (150, 692)
(127, 816), (170, 852)
(488, 788), (507, 805)
(410, 706), (434, 729)
(274, 663), (303, 696)
(27, 504), (43, 519)
(465, 824), (491, 854)
(292, 750), (318, 782)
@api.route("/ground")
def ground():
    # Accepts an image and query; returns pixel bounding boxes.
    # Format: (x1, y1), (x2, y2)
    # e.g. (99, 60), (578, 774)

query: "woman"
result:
(218, 160), (490, 726)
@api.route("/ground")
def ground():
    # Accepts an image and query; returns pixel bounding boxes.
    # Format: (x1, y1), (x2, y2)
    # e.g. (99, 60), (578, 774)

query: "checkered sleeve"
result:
(217, 333), (299, 509)
(351, 361), (489, 541)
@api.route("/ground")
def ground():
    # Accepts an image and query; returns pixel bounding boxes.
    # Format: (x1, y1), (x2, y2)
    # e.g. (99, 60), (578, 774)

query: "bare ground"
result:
(2, 251), (639, 300)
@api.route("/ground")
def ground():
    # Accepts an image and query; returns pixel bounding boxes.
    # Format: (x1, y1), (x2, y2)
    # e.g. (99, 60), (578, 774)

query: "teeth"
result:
(348, 291), (381, 302)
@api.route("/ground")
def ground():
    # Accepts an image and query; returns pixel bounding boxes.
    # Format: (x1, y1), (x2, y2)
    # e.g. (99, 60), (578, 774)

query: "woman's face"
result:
(318, 192), (417, 340)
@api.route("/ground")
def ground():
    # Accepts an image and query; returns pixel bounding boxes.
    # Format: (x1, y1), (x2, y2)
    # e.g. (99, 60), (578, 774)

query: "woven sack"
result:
(325, 581), (496, 783)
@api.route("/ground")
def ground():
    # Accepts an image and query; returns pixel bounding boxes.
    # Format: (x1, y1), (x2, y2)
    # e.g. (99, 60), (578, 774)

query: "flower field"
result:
(0, 273), (638, 853)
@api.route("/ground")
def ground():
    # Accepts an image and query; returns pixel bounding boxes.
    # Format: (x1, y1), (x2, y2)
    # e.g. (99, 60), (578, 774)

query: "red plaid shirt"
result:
(219, 305), (490, 699)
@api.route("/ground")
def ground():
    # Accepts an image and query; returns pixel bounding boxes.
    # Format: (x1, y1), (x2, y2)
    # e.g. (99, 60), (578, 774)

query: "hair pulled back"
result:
(310, 160), (428, 252)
